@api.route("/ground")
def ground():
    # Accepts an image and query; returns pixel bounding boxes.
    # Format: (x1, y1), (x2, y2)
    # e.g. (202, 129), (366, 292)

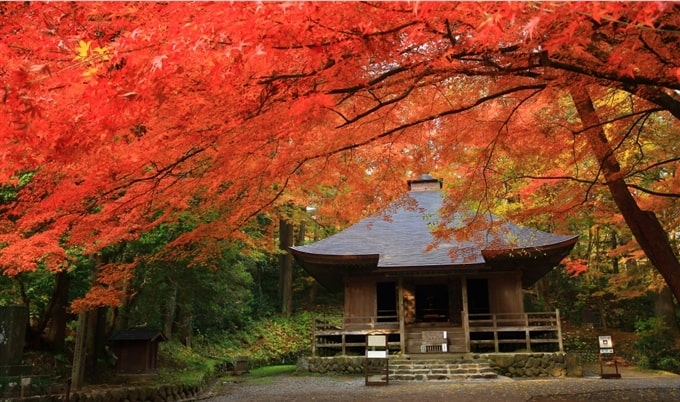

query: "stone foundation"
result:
(484, 352), (570, 377)
(299, 352), (582, 379)
(0, 381), (207, 402)
(297, 356), (368, 375)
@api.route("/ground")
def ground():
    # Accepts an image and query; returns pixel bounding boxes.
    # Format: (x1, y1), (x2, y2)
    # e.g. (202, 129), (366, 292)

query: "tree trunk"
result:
(84, 307), (107, 379)
(571, 85), (680, 303)
(111, 277), (138, 334)
(279, 218), (294, 316)
(175, 301), (193, 347)
(43, 270), (70, 352)
(296, 221), (306, 246)
(163, 280), (178, 340)
(70, 310), (89, 390)
(173, 281), (194, 347)
(654, 285), (680, 336)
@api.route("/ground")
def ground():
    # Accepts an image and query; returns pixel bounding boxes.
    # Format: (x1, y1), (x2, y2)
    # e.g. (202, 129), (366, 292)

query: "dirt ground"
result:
(203, 363), (680, 402)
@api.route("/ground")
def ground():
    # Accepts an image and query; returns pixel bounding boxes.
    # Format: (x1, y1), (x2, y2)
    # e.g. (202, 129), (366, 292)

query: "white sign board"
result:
(598, 335), (613, 349)
(367, 335), (387, 347)
(366, 350), (388, 358)
(599, 335), (614, 354)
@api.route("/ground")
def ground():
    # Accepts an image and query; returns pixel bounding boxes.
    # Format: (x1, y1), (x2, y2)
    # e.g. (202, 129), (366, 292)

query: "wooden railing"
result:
(312, 310), (563, 356)
(312, 315), (400, 356)
(314, 315), (399, 332)
(464, 310), (563, 353)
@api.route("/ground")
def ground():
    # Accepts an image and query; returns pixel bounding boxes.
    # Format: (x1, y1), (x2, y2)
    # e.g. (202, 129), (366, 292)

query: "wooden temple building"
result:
(290, 174), (578, 356)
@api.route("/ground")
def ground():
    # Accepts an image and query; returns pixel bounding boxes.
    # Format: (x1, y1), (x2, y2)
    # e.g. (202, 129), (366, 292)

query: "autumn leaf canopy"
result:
(1, 2), (679, 306)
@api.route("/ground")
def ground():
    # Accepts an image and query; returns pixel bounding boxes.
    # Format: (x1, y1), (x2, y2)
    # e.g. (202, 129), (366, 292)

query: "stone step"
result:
(391, 362), (492, 368)
(387, 358), (498, 381)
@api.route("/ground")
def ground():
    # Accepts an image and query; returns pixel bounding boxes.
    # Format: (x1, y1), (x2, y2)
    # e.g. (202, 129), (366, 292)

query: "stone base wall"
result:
(299, 352), (583, 378)
(297, 356), (374, 375)
(1, 374), (212, 402)
(484, 352), (582, 378)
(1, 382), (206, 402)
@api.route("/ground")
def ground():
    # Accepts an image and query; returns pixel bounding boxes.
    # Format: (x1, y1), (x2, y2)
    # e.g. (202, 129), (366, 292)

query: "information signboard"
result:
(598, 335), (621, 379)
(598, 335), (612, 349)
(365, 334), (389, 386)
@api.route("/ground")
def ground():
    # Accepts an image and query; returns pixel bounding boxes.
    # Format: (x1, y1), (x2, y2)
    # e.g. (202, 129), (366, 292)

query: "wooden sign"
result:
(598, 335), (613, 354)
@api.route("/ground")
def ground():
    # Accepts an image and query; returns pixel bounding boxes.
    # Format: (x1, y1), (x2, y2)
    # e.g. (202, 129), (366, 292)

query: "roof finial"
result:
(407, 173), (442, 191)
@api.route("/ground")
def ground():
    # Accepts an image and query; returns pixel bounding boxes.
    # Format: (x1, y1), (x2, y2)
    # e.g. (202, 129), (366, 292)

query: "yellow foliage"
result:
(93, 46), (110, 61)
(74, 40), (91, 60)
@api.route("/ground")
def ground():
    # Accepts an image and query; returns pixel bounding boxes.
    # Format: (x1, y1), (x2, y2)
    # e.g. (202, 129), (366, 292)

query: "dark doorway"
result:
(376, 282), (397, 322)
(415, 284), (449, 322)
(467, 278), (490, 315)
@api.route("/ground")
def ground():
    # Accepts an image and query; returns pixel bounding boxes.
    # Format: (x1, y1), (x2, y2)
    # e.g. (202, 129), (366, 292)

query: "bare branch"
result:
(627, 184), (680, 198)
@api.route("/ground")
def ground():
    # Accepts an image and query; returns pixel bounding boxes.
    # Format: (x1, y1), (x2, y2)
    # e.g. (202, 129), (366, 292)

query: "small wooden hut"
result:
(290, 174), (578, 356)
(109, 328), (167, 373)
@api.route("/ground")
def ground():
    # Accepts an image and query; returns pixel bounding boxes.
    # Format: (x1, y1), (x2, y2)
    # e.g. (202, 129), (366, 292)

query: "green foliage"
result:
(562, 333), (597, 354)
(0, 275), (21, 306)
(531, 266), (656, 331)
(0, 375), (52, 398)
(0, 257), (93, 323)
(151, 312), (313, 389)
(632, 317), (680, 373)
(0, 171), (34, 205)
(245, 312), (313, 367)
(156, 340), (221, 386)
(126, 250), (255, 335)
(195, 311), (314, 369)
(248, 365), (297, 377)
(245, 365), (297, 384)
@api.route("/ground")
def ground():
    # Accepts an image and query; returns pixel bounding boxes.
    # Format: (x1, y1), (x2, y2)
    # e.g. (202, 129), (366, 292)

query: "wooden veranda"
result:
(312, 310), (563, 356)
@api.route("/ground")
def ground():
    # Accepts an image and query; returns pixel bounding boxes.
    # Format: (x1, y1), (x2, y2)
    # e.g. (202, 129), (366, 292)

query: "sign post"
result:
(365, 334), (389, 386)
(598, 335), (621, 379)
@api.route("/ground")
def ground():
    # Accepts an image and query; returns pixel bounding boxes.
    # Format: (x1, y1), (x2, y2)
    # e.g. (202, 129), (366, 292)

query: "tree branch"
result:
(309, 83), (548, 164)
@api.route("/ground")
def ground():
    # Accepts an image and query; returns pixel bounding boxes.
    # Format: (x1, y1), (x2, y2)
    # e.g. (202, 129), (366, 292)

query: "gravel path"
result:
(203, 368), (680, 402)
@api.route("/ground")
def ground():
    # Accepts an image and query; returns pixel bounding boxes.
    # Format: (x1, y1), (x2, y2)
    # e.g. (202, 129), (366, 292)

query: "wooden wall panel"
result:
(488, 272), (524, 315)
(448, 278), (463, 324)
(344, 277), (376, 318)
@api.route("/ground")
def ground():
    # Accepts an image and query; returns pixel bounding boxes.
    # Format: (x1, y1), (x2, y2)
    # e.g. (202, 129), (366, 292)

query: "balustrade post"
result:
(492, 314), (499, 352)
(462, 311), (470, 353)
(524, 313), (531, 351)
(312, 321), (317, 356)
(556, 309), (563, 352)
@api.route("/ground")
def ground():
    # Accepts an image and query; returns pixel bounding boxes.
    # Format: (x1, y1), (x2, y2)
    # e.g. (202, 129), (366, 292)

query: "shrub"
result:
(632, 317), (680, 373)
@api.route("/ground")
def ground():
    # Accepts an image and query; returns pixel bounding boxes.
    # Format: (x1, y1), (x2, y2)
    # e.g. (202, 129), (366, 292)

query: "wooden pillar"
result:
(524, 314), (531, 352)
(462, 277), (470, 353)
(556, 309), (564, 352)
(312, 328), (317, 357)
(279, 218), (294, 317)
(398, 277), (405, 353)
(493, 315), (500, 353)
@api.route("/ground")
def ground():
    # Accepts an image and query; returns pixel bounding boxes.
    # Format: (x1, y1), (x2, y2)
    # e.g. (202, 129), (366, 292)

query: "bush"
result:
(246, 311), (313, 367)
(632, 317), (680, 373)
(193, 310), (314, 370)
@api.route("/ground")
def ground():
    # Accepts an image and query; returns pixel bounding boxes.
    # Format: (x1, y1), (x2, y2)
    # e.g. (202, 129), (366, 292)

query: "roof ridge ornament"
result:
(407, 173), (442, 192)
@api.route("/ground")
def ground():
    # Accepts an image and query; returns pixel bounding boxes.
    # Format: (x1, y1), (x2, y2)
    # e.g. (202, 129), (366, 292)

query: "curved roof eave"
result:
(289, 248), (380, 292)
(289, 248), (380, 268)
(482, 235), (580, 287)
(481, 235), (580, 259)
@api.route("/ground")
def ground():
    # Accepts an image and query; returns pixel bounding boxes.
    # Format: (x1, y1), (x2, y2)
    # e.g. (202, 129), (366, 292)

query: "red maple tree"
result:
(1, 2), (679, 308)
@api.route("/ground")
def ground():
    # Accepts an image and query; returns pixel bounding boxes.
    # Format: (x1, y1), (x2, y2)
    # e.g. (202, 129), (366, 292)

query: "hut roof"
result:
(109, 328), (167, 343)
(290, 176), (577, 291)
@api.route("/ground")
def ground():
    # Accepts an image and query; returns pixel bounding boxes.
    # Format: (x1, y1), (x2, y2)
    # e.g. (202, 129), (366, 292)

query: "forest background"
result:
(1, 1), (679, 389)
